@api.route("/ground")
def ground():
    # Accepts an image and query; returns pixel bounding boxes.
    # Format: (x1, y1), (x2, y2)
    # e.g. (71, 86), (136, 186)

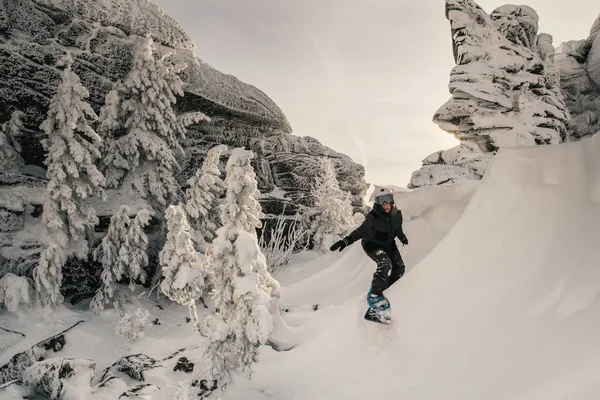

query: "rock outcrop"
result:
(0, 0), (367, 282)
(555, 15), (600, 139)
(0, 0), (366, 202)
(409, 0), (570, 188)
(0, 321), (205, 399)
(0, 320), (83, 385)
(23, 357), (96, 399)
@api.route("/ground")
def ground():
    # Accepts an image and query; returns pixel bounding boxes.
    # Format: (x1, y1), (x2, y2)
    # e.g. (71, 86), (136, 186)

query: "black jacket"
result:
(346, 204), (406, 247)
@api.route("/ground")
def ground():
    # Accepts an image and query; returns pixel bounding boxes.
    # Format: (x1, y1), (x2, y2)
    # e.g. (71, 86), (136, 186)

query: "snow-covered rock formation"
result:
(555, 15), (600, 139)
(409, 0), (570, 188)
(0, 0), (366, 207)
(0, 0), (367, 286)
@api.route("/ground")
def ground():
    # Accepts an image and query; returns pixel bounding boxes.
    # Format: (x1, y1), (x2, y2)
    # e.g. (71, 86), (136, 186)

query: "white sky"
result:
(151, 0), (596, 187)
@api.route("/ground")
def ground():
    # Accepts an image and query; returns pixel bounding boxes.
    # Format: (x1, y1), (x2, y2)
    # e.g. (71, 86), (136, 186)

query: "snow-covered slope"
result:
(242, 132), (600, 399)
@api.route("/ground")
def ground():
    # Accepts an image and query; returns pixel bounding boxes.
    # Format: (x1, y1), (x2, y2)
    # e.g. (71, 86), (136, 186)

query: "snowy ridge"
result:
(181, 58), (292, 131)
(36, 0), (194, 50)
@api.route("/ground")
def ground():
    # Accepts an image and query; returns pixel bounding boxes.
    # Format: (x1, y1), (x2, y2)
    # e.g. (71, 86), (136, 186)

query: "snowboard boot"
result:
(365, 287), (392, 324)
(367, 287), (390, 311)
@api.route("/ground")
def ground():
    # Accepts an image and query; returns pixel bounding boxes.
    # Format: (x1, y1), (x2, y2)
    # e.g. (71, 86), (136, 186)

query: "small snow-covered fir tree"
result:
(91, 206), (150, 313)
(34, 54), (106, 307)
(90, 205), (131, 313)
(184, 144), (227, 253)
(0, 273), (32, 312)
(198, 148), (274, 387)
(310, 157), (354, 252)
(34, 244), (66, 307)
(116, 307), (151, 347)
(0, 110), (25, 173)
(160, 205), (206, 305)
(124, 209), (151, 289)
(98, 35), (186, 208)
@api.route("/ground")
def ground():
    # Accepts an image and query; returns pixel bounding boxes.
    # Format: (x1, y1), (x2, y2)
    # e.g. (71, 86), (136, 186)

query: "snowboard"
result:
(364, 307), (392, 324)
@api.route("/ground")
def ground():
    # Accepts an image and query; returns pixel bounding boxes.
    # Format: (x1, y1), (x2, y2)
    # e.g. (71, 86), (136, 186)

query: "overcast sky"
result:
(151, 0), (596, 187)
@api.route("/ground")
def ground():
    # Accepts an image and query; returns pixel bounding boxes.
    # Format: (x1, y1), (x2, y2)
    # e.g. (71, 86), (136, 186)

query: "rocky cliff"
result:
(0, 0), (367, 288)
(409, 0), (570, 188)
(555, 15), (600, 139)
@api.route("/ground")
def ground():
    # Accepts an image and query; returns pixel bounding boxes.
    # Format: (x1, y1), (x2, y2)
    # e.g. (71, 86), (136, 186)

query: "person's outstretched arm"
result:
(330, 214), (374, 251)
(395, 210), (408, 245)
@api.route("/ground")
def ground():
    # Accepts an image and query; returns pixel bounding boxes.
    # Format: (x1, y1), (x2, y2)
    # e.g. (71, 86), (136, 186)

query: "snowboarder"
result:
(329, 187), (408, 323)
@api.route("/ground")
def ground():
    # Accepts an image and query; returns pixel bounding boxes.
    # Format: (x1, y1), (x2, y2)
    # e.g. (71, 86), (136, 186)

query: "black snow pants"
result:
(362, 240), (405, 296)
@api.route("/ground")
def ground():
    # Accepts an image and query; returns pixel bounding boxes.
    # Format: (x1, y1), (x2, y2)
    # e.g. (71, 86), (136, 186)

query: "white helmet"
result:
(373, 187), (394, 205)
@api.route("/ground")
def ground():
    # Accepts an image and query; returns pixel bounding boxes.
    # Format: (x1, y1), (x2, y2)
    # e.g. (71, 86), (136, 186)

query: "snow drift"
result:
(249, 133), (600, 399)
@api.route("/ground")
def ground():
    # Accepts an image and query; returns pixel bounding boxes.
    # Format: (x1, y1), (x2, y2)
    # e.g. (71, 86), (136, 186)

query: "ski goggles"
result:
(375, 193), (394, 205)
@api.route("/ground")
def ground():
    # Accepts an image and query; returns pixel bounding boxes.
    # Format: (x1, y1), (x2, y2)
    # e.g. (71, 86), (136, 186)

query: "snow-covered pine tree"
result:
(90, 205), (130, 313)
(124, 209), (151, 290)
(34, 53), (106, 307)
(310, 157), (354, 253)
(0, 110), (25, 173)
(98, 35), (186, 209)
(160, 205), (206, 305)
(184, 144), (227, 253)
(198, 148), (273, 388)
(91, 206), (151, 313)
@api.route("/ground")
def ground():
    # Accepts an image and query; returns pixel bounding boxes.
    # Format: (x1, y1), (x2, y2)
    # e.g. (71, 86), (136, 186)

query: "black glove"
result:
(330, 237), (350, 252)
(400, 235), (408, 246)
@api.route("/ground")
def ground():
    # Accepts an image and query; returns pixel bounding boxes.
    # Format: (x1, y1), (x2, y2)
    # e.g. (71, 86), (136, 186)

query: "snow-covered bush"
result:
(116, 308), (151, 346)
(184, 144), (227, 253)
(259, 211), (308, 273)
(160, 205), (207, 305)
(98, 35), (187, 208)
(310, 157), (354, 252)
(0, 273), (32, 312)
(0, 110), (25, 173)
(91, 206), (150, 313)
(198, 148), (274, 386)
(34, 53), (106, 307)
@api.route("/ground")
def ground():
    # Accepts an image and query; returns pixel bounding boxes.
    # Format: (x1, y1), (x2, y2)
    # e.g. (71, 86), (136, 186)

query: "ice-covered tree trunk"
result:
(91, 206), (150, 313)
(198, 148), (274, 387)
(34, 54), (106, 307)
(98, 35), (187, 209)
(184, 144), (227, 253)
(311, 157), (354, 253)
(160, 205), (206, 305)
(0, 110), (25, 173)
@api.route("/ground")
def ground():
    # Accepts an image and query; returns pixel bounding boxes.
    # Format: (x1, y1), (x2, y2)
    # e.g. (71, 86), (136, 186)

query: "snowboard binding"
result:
(365, 287), (392, 324)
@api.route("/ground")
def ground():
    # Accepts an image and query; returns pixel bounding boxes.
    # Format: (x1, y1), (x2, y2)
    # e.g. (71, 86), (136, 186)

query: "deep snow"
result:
(237, 133), (600, 399)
